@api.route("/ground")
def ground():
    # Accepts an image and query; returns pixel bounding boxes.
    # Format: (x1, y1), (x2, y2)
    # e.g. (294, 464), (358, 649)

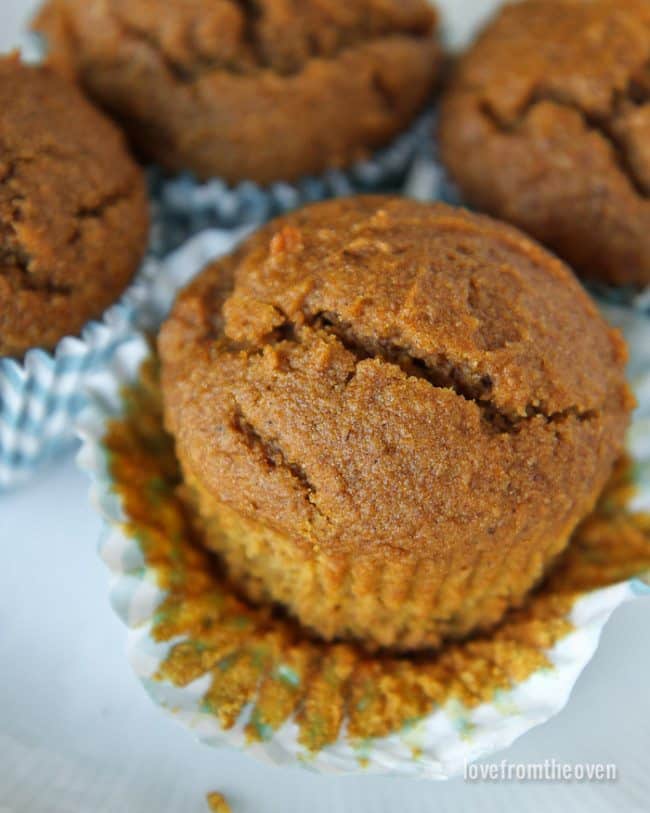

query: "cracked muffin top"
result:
(34, 0), (441, 183)
(159, 196), (632, 559)
(439, 0), (650, 286)
(0, 56), (149, 358)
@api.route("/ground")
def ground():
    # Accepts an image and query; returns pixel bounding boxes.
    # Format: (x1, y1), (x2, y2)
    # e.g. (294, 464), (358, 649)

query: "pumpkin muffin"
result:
(158, 196), (632, 652)
(439, 0), (650, 287)
(0, 56), (149, 359)
(33, 0), (442, 185)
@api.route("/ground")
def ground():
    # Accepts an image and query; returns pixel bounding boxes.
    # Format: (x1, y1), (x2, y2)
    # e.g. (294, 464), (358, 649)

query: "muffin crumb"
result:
(206, 792), (231, 813)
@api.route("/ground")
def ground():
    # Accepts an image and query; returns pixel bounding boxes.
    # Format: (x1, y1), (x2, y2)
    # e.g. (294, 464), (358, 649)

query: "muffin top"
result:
(159, 197), (632, 559)
(34, 0), (441, 183)
(0, 56), (149, 358)
(439, 0), (650, 286)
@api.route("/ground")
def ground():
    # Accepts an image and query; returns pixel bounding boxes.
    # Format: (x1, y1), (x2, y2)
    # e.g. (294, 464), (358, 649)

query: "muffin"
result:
(158, 196), (632, 652)
(439, 0), (650, 287)
(33, 0), (442, 185)
(0, 56), (149, 358)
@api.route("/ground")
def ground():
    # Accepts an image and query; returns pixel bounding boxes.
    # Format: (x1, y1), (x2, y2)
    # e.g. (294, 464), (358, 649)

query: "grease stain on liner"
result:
(78, 308), (650, 776)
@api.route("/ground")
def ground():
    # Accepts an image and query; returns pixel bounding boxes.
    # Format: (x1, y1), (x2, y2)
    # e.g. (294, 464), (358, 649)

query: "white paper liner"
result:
(0, 229), (248, 491)
(76, 266), (650, 776)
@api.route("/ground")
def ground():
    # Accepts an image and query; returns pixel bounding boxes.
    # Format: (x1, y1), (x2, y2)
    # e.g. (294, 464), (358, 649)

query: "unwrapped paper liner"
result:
(76, 260), (650, 776)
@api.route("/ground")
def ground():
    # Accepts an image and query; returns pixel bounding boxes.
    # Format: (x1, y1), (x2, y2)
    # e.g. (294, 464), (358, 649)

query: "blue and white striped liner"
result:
(0, 229), (247, 491)
(150, 110), (435, 255)
(588, 284), (650, 317)
(0, 296), (138, 490)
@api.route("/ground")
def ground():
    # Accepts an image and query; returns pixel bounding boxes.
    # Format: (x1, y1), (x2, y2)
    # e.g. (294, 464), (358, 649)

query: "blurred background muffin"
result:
(439, 0), (650, 287)
(158, 196), (632, 652)
(34, 0), (442, 184)
(0, 55), (149, 358)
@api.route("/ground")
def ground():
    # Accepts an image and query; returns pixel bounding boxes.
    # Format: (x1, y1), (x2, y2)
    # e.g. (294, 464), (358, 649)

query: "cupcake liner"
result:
(587, 284), (650, 316)
(150, 110), (434, 256)
(76, 290), (650, 777)
(403, 127), (462, 207)
(0, 229), (247, 491)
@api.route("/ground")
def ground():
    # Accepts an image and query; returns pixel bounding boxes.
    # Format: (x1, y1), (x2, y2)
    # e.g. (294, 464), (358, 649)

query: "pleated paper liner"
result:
(149, 111), (434, 257)
(77, 303), (650, 778)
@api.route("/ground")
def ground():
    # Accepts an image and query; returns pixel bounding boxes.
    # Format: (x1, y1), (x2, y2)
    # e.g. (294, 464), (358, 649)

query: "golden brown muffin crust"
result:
(0, 56), (149, 358)
(439, 0), (650, 286)
(159, 197), (632, 563)
(34, 0), (441, 183)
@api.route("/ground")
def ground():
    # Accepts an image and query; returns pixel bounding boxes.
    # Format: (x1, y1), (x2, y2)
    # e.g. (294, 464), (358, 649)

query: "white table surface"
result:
(2, 2), (650, 811)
